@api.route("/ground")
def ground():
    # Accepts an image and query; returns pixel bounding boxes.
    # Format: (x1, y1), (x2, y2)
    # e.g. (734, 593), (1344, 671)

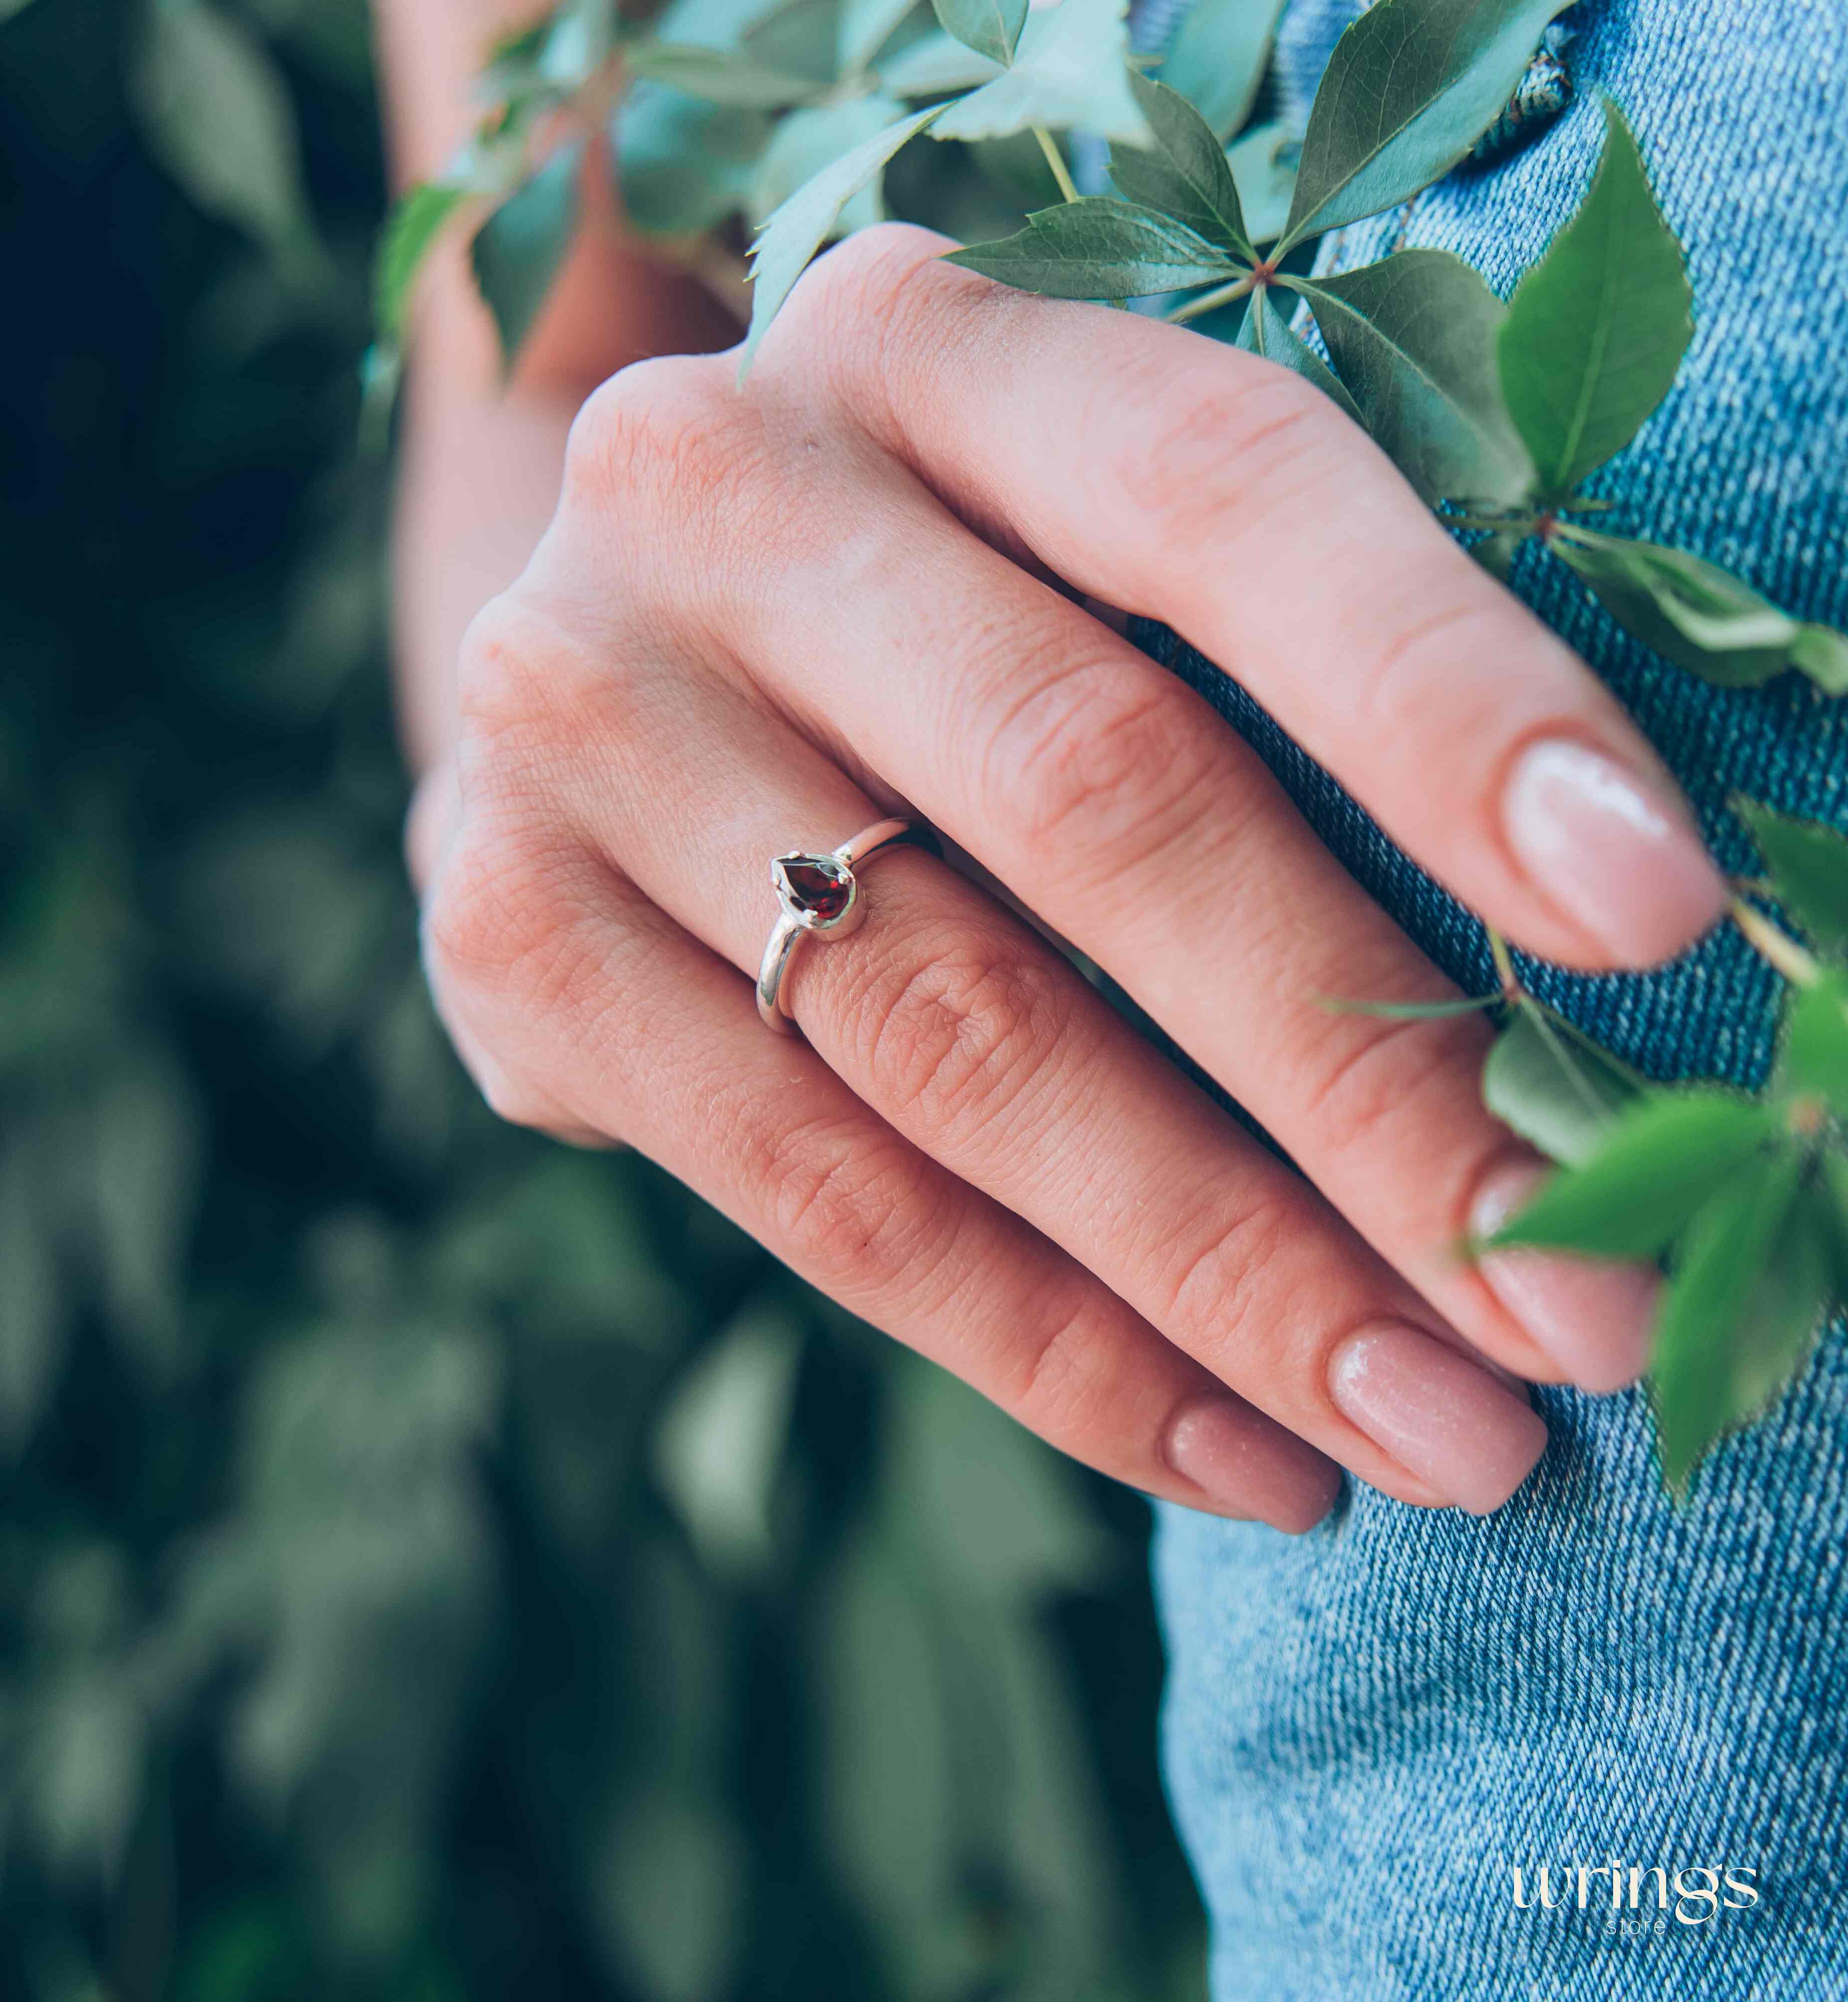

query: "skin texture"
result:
(378, 2), (1725, 1531)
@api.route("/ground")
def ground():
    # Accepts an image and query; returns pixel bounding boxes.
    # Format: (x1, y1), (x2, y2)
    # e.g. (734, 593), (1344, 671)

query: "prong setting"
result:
(771, 852), (863, 936)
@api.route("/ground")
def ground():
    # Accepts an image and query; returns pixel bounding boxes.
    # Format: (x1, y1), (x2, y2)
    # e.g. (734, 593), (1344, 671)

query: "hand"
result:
(411, 224), (1726, 1530)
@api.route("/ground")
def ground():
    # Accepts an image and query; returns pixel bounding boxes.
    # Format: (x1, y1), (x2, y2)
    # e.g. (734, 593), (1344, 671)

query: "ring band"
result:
(756, 817), (932, 1036)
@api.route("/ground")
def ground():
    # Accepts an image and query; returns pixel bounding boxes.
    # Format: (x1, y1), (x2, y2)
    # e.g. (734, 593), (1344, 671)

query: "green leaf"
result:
(484, 15), (551, 75)
(1793, 623), (1848, 695)
(656, 0), (791, 48)
(1238, 287), (1363, 424)
(471, 142), (583, 370)
(1486, 1087), (1777, 1260)
(875, 28), (1003, 95)
(944, 197), (1237, 297)
(1552, 530), (1838, 689)
(1734, 800), (1848, 959)
(931, 0), (1027, 68)
(839, 0), (922, 73)
(1652, 1148), (1825, 1492)
(375, 182), (467, 343)
(1225, 120), (1297, 245)
(815, 1524), (956, 1961)
(1108, 72), (1252, 259)
(1159, 0), (1286, 142)
(535, 0), (620, 87)
(87, 1065), (202, 1373)
(1281, 0), (1573, 251)
(1295, 250), (1534, 505)
(928, 0), (1152, 146)
(750, 95), (907, 229)
(1498, 100), (1690, 501)
(888, 1355), (1112, 1594)
(744, 0), (847, 85)
(132, 1), (311, 249)
(653, 1306), (804, 1580)
(1776, 973), (1848, 1119)
(623, 40), (827, 106)
(743, 105), (943, 374)
(1481, 1002), (1648, 1168)
(592, 1785), (749, 2002)
(0, 1133), (63, 1451)
(1815, 1154), (1848, 1298)
(616, 85), (773, 237)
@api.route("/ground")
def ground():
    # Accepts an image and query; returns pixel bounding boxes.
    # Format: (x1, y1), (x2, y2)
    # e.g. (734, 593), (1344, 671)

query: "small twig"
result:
(1165, 273), (1256, 325)
(1729, 897), (1822, 989)
(1032, 125), (1080, 205)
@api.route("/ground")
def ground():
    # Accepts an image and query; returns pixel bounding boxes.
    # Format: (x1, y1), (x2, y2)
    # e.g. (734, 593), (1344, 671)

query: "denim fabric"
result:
(1141, 3), (1848, 1996)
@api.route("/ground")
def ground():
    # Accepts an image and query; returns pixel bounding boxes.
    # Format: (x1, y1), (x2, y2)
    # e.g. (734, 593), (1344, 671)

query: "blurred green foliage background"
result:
(0, 1), (1206, 1995)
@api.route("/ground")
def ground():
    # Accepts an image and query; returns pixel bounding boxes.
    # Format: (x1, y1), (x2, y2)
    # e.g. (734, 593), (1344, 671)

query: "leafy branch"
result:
(1339, 804), (1848, 1490)
(375, 0), (1848, 1492)
(1478, 807), (1848, 1491)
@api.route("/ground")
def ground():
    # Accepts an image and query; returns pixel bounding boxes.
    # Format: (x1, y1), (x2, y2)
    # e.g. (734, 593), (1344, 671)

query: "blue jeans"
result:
(1142, 3), (1848, 1995)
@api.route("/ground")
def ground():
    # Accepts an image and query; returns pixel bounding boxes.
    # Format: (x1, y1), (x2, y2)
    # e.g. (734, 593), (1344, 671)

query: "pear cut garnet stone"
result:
(774, 854), (853, 922)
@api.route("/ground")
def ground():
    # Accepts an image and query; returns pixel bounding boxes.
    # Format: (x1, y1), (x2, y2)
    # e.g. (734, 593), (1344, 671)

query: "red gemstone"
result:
(776, 855), (853, 921)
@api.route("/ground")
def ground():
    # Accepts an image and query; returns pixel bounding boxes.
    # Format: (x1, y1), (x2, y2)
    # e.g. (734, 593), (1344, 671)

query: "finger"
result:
(589, 375), (1661, 1398)
(419, 818), (1343, 1531)
(500, 619), (1551, 1515)
(766, 224), (1726, 972)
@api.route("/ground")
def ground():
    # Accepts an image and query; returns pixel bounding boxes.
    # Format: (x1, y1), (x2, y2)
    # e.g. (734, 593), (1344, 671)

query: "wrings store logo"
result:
(1511, 1862), (1760, 1930)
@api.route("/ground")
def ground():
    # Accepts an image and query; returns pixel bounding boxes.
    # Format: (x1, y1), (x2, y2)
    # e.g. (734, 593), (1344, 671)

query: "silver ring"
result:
(756, 817), (930, 1036)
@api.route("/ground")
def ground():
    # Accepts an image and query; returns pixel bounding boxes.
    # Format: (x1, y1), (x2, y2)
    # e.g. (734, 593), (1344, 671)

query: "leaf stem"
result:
(1487, 926), (1521, 1000)
(1032, 126), (1081, 206)
(1729, 897), (1823, 990)
(1165, 272), (1255, 325)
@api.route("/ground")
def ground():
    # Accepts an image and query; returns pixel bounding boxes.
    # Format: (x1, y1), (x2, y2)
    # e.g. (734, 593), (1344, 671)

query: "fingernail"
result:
(1502, 739), (1726, 964)
(1471, 1163), (1660, 1393)
(1328, 1321), (1547, 1516)
(1165, 1400), (1343, 1534)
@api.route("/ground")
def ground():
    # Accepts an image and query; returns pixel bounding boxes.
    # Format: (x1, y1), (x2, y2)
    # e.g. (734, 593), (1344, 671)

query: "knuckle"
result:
(989, 656), (1217, 879)
(564, 351), (818, 600)
(563, 351), (754, 521)
(1004, 1292), (1121, 1441)
(422, 819), (583, 1010)
(748, 1107), (932, 1289)
(453, 591), (659, 814)
(781, 221), (997, 416)
(422, 828), (522, 991)
(453, 590), (576, 740)
(792, 220), (952, 338)
(1118, 359), (1337, 549)
(1298, 1007), (1491, 1200)
(1156, 1190), (1302, 1351)
(850, 923), (1072, 1139)
(423, 829), (630, 1137)
(560, 352), (785, 572)
(1342, 588), (1505, 736)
